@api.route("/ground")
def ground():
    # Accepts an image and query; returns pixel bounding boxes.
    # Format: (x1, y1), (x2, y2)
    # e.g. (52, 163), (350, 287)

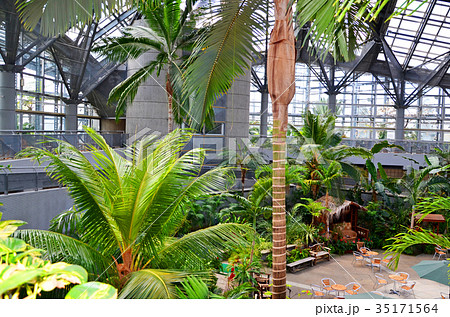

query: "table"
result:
(367, 251), (379, 256)
(388, 274), (406, 295)
(331, 284), (347, 296)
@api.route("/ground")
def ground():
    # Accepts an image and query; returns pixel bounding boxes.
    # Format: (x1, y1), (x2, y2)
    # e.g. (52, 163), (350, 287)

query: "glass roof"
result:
(383, 0), (450, 71)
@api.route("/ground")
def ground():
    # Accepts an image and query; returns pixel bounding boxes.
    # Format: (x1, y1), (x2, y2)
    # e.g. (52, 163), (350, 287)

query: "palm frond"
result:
(108, 63), (159, 119)
(149, 224), (251, 270)
(296, 0), (371, 62)
(18, 143), (122, 255)
(13, 229), (115, 282)
(384, 228), (450, 270)
(182, 0), (266, 129)
(17, 0), (163, 36)
(93, 30), (165, 63)
(119, 269), (189, 299)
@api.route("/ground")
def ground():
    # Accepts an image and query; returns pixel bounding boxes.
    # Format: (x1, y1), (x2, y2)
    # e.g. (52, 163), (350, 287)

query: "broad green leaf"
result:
(0, 269), (45, 296)
(65, 282), (118, 299)
(0, 237), (28, 254)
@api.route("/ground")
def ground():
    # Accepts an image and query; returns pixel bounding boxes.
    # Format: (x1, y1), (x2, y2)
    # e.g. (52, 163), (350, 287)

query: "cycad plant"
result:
(93, 0), (201, 130)
(15, 128), (251, 298)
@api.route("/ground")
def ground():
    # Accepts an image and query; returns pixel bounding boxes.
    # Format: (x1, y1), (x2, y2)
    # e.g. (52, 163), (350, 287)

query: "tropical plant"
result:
(364, 141), (404, 202)
(220, 141), (268, 195)
(17, 0), (161, 36)
(0, 212), (116, 299)
(65, 281), (118, 299)
(289, 110), (372, 198)
(220, 178), (272, 263)
(15, 128), (251, 298)
(385, 195), (450, 269)
(93, 0), (201, 130)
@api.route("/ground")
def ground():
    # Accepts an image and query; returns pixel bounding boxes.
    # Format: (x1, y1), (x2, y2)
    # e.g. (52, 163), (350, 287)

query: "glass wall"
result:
(250, 63), (450, 143)
(15, 34), (100, 132)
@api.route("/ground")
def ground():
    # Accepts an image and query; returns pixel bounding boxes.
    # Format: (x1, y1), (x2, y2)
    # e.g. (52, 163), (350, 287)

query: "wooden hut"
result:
(313, 196), (369, 240)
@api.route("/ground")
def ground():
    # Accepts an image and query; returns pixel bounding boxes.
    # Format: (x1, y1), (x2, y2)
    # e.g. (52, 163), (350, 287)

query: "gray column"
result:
(328, 92), (337, 114)
(0, 71), (17, 131)
(260, 87), (268, 138)
(225, 67), (251, 148)
(395, 107), (405, 141)
(65, 102), (78, 131)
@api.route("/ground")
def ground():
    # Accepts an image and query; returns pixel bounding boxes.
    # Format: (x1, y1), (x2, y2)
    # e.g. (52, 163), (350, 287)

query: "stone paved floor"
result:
(285, 250), (449, 299)
(216, 251), (450, 299)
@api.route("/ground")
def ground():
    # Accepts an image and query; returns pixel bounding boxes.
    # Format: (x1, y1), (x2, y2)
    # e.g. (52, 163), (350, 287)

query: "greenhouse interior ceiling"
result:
(0, 0), (450, 150)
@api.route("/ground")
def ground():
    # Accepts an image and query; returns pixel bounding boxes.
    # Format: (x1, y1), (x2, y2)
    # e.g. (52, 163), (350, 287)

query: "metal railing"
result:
(0, 131), (127, 159)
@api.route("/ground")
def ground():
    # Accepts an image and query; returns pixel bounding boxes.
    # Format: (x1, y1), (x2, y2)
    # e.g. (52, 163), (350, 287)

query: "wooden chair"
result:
(310, 284), (326, 299)
(344, 282), (361, 295)
(321, 278), (337, 296)
(374, 273), (388, 291)
(352, 251), (364, 266)
(310, 243), (331, 263)
(400, 281), (416, 298)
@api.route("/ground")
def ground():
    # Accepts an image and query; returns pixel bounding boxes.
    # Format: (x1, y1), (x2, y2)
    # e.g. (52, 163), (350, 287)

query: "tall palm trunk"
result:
(166, 75), (174, 133)
(267, 0), (295, 299)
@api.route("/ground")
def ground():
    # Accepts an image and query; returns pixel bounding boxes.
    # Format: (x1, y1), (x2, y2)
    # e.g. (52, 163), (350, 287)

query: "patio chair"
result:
(433, 246), (448, 260)
(374, 273), (388, 291)
(371, 291), (384, 296)
(400, 281), (416, 298)
(321, 278), (337, 296)
(381, 255), (394, 267)
(310, 284), (326, 299)
(344, 282), (361, 295)
(371, 258), (382, 272)
(352, 251), (364, 266)
(397, 272), (409, 284)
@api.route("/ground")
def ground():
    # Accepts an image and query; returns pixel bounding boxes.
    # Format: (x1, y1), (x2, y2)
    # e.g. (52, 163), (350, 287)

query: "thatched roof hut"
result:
(314, 196), (367, 230)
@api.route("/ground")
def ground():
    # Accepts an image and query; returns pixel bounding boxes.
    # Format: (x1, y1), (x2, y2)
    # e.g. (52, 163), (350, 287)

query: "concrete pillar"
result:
(64, 102), (78, 131)
(328, 92), (337, 114)
(395, 107), (405, 141)
(225, 67), (251, 148)
(0, 71), (17, 131)
(260, 87), (268, 138)
(126, 19), (168, 138)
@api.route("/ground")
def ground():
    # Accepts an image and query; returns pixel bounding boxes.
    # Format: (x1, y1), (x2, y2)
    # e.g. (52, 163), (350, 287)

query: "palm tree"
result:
(364, 141), (404, 202)
(15, 128), (251, 298)
(93, 0), (200, 131)
(311, 161), (343, 236)
(290, 110), (371, 198)
(396, 163), (450, 229)
(17, 0), (418, 299)
(385, 196), (450, 269)
(179, 0), (380, 299)
(17, 0), (159, 36)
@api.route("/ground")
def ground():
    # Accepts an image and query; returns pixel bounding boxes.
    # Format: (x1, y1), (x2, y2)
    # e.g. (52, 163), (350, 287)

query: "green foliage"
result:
(49, 207), (83, 239)
(357, 201), (409, 249)
(16, 128), (251, 298)
(178, 196), (225, 234)
(329, 238), (373, 255)
(93, 0), (200, 121)
(385, 228), (450, 270)
(0, 213), (116, 299)
(180, 0), (266, 130)
(65, 281), (117, 299)
(287, 248), (310, 264)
